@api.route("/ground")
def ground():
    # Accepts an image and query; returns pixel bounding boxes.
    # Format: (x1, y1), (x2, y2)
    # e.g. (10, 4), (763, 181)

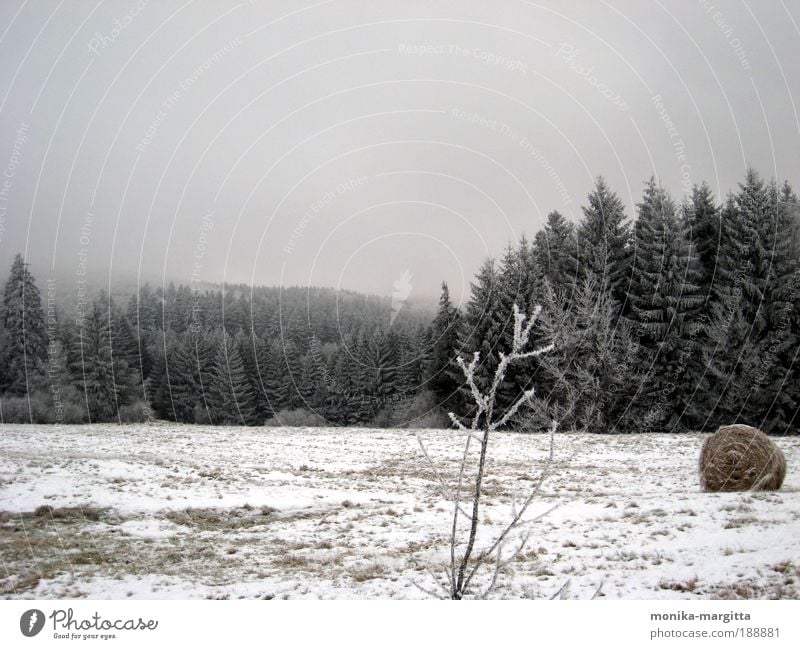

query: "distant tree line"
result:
(1, 169), (798, 433)
(0, 262), (434, 427)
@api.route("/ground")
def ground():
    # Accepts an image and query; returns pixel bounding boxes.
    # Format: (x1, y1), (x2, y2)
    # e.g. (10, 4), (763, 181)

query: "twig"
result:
(415, 303), (557, 600)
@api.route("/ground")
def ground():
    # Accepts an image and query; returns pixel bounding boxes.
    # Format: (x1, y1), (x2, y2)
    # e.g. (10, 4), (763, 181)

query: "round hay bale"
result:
(699, 424), (786, 492)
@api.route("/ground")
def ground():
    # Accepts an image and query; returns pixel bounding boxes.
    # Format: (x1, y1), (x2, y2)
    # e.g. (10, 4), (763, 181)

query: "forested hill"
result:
(124, 282), (434, 343)
(0, 268), (443, 428)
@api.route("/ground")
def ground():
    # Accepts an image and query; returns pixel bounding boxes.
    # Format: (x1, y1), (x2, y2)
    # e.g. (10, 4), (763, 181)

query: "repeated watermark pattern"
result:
(651, 94), (692, 194)
(283, 176), (369, 254)
(137, 37), (243, 152)
(0, 121), (29, 245)
(555, 43), (630, 112)
(698, 0), (752, 71)
(398, 42), (527, 74)
(451, 107), (572, 206)
(87, 0), (149, 55)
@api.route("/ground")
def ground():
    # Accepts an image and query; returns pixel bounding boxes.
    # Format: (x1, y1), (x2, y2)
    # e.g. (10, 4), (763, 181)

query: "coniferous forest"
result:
(2, 170), (799, 434)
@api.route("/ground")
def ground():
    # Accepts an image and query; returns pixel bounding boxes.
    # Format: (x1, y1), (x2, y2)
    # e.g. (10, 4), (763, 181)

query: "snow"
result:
(1, 424), (798, 599)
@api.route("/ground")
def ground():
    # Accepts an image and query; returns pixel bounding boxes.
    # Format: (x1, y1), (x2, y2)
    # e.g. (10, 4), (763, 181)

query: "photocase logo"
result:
(20, 609), (45, 637)
(390, 269), (413, 326)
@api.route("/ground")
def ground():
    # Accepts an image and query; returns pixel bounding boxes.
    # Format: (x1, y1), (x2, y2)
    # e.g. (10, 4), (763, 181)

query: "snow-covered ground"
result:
(1, 424), (798, 599)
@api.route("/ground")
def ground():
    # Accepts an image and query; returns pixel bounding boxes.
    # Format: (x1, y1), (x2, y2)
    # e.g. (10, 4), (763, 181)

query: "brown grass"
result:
(659, 576), (699, 592)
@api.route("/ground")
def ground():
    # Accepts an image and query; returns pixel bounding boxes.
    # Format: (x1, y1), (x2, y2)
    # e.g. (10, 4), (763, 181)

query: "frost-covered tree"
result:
(427, 282), (463, 409)
(626, 179), (704, 430)
(1, 254), (47, 395)
(682, 182), (721, 304)
(70, 298), (120, 422)
(417, 304), (555, 599)
(457, 259), (499, 379)
(533, 210), (579, 294)
(533, 276), (641, 433)
(701, 171), (799, 432)
(206, 331), (257, 425)
(577, 177), (632, 308)
(150, 331), (198, 422)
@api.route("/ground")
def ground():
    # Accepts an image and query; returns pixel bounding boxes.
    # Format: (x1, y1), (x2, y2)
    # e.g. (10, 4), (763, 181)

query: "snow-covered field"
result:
(1, 424), (798, 599)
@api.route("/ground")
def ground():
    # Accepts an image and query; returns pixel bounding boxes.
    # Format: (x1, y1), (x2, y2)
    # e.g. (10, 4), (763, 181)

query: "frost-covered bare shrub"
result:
(375, 390), (449, 429)
(0, 391), (71, 423)
(417, 304), (557, 599)
(118, 400), (152, 423)
(0, 395), (38, 423)
(264, 407), (327, 427)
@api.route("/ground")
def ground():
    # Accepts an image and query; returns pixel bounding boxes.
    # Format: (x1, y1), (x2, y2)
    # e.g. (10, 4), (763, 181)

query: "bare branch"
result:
(415, 431), (472, 519)
(447, 411), (469, 432)
(411, 574), (447, 599)
(415, 432), (448, 488)
(456, 353), (486, 410)
(590, 580), (605, 600)
(549, 578), (571, 600)
(418, 303), (557, 600)
(462, 420), (558, 593)
(490, 386), (537, 431)
(512, 342), (555, 360)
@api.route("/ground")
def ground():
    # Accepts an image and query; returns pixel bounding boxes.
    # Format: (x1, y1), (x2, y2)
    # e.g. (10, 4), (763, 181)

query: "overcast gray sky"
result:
(1, 0), (798, 305)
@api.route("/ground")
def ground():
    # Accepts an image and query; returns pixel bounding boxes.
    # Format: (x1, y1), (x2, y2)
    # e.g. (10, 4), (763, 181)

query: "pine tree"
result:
(534, 275), (641, 433)
(192, 329), (220, 423)
(427, 282), (463, 409)
(781, 182), (800, 431)
(682, 182), (720, 304)
(364, 328), (399, 415)
(257, 339), (286, 417)
(302, 334), (329, 410)
(328, 337), (361, 425)
(1, 254), (48, 395)
(626, 179), (705, 430)
(396, 324), (426, 397)
(533, 211), (579, 294)
(152, 331), (198, 422)
(70, 299), (118, 421)
(277, 338), (304, 409)
(457, 258), (500, 396)
(245, 335), (271, 422)
(490, 242), (543, 419)
(702, 171), (798, 432)
(206, 332), (257, 425)
(577, 177), (632, 308)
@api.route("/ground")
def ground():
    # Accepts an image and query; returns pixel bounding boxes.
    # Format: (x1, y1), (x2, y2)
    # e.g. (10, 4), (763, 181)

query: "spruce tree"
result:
(533, 211), (579, 294)
(427, 282), (463, 409)
(363, 328), (399, 415)
(276, 338), (303, 409)
(1, 254), (48, 395)
(490, 241), (544, 419)
(70, 299), (118, 421)
(577, 177), (632, 308)
(151, 331), (198, 422)
(206, 332), (257, 425)
(193, 329), (220, 423)
(702, 171), (798, 432)
(626, 179), (704, 430)
(682, 182), (720, 304)
(780, 182), (800, 431)
(457, 258), (500, 396)
(258, 339), (286, 417)
(535, 275), (641, 433)
(302, 334), (329, 410)
(328, 337), (361, 425)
